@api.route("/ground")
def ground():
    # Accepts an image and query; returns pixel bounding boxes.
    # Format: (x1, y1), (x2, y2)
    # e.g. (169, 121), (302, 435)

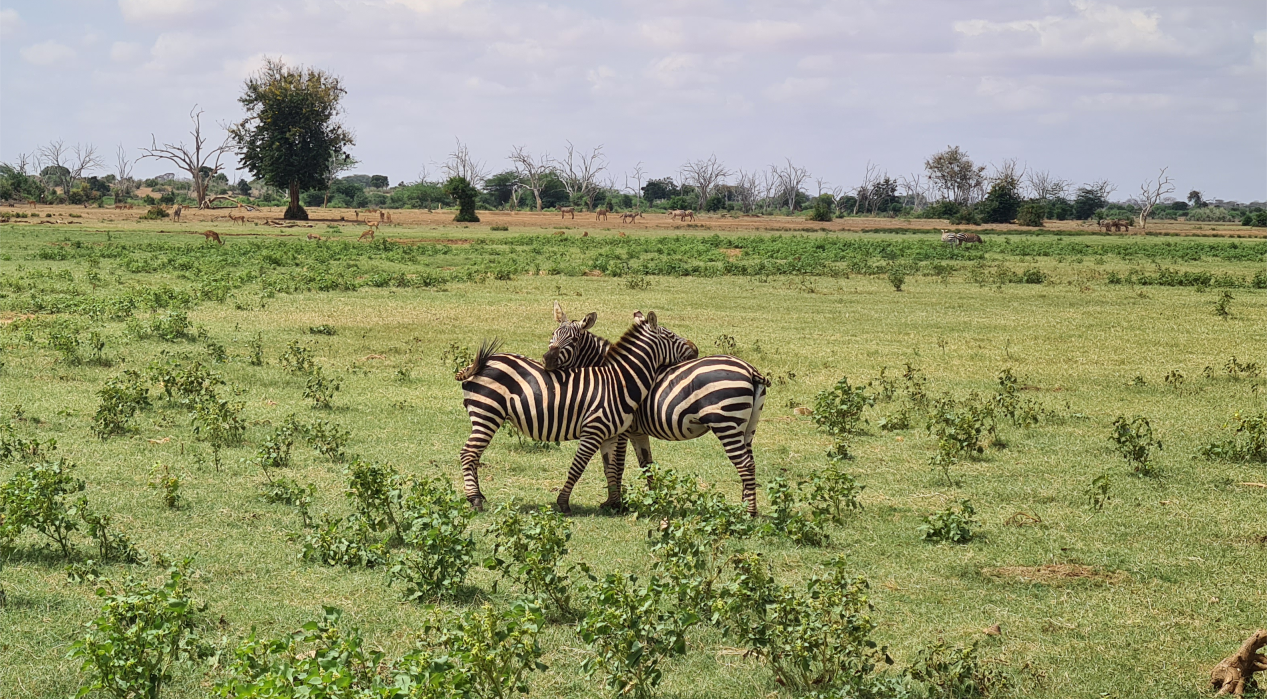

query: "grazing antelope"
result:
(366, 220), (380, 232)
(228, 213), (245, 224)
(617, 231), (627, 238)
(559, 206), (575, 219)
(554, 230), (566, 236)
(595, 207), (609, 221)
(307, 232), (322, 241)
(172, 204), (182, 221)
(383, 211), (392, 224)
(620, 211), (642, 224)
(683, 210), (695, 222)
(201, 230), (223, 245)
(358, 228), (375, 242)
(114, 204), (128, 210)
(668, 209), (685, 221)
(27, 200), (37, 208)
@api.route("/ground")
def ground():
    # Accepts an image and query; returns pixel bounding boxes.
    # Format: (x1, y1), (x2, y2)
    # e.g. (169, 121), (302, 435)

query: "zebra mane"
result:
(455, 338), (503, 382)
(605, 320), (652, 359)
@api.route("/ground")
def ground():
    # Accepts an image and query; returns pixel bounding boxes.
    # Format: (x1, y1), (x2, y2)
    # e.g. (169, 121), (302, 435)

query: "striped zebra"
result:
(456, 311), (698, 514)
(545, 303), (769, 516)
(941, 230), (983, 246)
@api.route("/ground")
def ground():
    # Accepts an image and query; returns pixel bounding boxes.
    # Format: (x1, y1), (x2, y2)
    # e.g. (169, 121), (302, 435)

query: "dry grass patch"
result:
(982, 564), (1129, 585)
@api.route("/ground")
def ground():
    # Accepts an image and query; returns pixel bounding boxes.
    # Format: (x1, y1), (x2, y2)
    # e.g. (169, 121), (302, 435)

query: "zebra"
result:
(544, 304), (769, 516)
(456, 311), (698, 514)
(941, 230), (984, 246)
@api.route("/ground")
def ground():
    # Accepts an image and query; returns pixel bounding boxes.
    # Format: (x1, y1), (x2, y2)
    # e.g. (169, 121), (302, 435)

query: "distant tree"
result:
(1073, 180), (1114, 220)
(443, 176), (479, 222)
(624, 162), (646, 211)
(140, 108), (231, 209)
(771, 159), (810, 212)
(680, 155), (730, 211)
(484, 170), (519, 207)
(508, 145), (554, 212)
(1187, 190), (1205, 208)
(441, 139), (489, 189)
(977, 172), (1022, 223)
(1134, 167), (1175, 229)
(37, 140), (103, 196)
(807, 194), (833, 222)
(924, 146), (985, 205)
(237, 179), (251, 197)
(369, 174), (389, 189)
(558, 142), (607, 210)
(114, 144), (135, 202)
(642, 177), (679, 204)
(321, 153), (358, 207)
(229, 59), (354, 220)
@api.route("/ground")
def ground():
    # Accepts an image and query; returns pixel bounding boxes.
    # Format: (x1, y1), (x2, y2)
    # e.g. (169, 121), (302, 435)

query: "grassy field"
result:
(1, 217), (1265, 699)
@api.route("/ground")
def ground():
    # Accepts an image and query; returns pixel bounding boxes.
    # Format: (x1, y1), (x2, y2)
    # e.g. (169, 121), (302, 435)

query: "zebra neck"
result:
(604, 338), (657, 407)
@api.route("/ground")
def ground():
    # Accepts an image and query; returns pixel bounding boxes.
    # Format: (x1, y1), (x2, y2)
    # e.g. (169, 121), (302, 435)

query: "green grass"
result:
(1, 224), (1265, 698)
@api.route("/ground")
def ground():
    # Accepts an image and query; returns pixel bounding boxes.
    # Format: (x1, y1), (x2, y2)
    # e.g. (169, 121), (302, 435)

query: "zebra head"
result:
(627, 311), (698, 368)
(543, 300), (602, 371)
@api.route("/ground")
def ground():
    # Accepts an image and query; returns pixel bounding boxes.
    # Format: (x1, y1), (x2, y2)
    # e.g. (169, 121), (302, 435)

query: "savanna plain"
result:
(1, 210), (1265, 699)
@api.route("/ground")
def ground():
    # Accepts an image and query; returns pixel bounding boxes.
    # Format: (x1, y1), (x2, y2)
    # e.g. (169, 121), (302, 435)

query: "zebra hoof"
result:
(468, 496), (485, 512)
(555, 494), (572, 515)
(599, 499), (626, 514)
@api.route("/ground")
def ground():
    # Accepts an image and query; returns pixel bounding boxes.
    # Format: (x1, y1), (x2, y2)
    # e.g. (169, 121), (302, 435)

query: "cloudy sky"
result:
(2, 0), (1264, 201)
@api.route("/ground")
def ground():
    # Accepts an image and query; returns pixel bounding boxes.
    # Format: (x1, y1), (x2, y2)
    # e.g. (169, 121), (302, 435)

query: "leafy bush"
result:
(578, 574), (698, 699)
(302, 419), (350, 461)
(424, 601), (549, 698)
(190, 394), (246, 448)
(485, 503), (590, 618)
(279, 340), (315, 374)
(306, 324), (336, 335)
(926, 394), (996, 484)
(303, 365), (341, 409)
(1085, 473), (1112, 512)
(93, 370), (151, 439)
(993, 367), (1042, 427)
(246, 333), (264, 366)
(1018, 267), (1046, 284)
(149, 463), (181, 509)
(72, 560), (208, 699)
(948, 208), (980, 226)
(149, 357), (222, 405)
(919, 500), (977, 543)
(216, 606), (472, 698)
(1214, 290), (1234, 318)
(444, 176), (481, 222)
(0, 460), (85, 559)
(763, 474), (828, 547)
(626, 463), (753, 539)
(138, 205), (169, 220)
(1200, 411), (1267, 464)
(441, 342), (475, 377)
(1109, 415), (1161, 476)
(711, 554), (889, 693)
(813, 376), (875, 440)
(803, 465), (865, 525)
(150, 310), (193, 341)
(909, 638), (1007, 698)
(1015, 201), (1045, 227)
(388, 477), (478, 601)
(888, 266), (906, 291)
(807, 194), (834, 222)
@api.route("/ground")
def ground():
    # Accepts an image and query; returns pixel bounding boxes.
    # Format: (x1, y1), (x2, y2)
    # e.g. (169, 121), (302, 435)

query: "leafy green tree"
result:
(1016, 201), (1046, 227)
(977, 175), (1022, 223)
(229, 59), (354, 220)
(443, 176), (480, 222)
(807, 194), (833, 222)
(1073, 187), (1108, 220)
(1187, 190), (1205, 208)
(642, 177), (679, 204)
(368, 174), (389, 189)
(236, 179), (251, 197)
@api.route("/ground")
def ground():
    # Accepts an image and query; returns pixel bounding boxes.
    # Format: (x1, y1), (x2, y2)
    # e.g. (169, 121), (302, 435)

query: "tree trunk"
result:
(534, 190), (543, 212)
(285, 181), (307, 220)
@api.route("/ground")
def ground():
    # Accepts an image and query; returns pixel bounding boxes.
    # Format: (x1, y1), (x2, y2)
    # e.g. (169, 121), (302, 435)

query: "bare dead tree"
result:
(733, 169), (761, 214)
(898, 173), (932, 212)
(114, 144), (135, 202)
(1088, 179), (1117, 201)
(139, 106), (232, 209)
(770, 159), (809, 213)
(36, 140), (71, 194)
(441, 138), (489, 188)
(558, 141), (607, 211)
(680, 155), (730, 211)
(759, 169), (778, 214)
(508, 146), (554, 212)
(14, 152), (34, 176)
(990, 158), (1025, 189)
(1134, 167), (1175, 229)
(1025, 169), (1072, 201)
(851, 162), (880, 215)
(624, 162), (646, 211)
(508, 178), (524, 211)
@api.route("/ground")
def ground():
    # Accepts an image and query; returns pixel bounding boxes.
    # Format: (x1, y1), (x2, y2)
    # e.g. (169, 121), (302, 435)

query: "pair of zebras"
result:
(456, 303), (769, 516)
(940, 229), (984, 246)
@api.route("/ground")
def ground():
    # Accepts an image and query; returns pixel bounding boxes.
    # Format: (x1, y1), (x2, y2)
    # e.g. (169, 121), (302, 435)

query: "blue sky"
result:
(2, 0), (1264, 201)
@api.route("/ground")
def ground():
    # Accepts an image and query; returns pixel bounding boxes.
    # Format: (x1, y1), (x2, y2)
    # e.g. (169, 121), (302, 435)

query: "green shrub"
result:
(441, 342), (475, 376)
(813, 376), (874, 440)
(138, 205), (169, 220)
(626, 463), (753, 539)
(0, 460), (85, 559)
(302, 419), (350, 461)
(807, 195), (834, 222)
(948, 208), (980, 226)
(578, 574), (698, 699)
(1015, 201), (1045, 227)
(1200, 411), (1267, 464)
(306, 324), (336, 335)
(423, 601), (548, 698)
(803, 465), (865, 525)
(1018, 267), (1046, 284)
(490, 225), (509, 231)
(888, 266), (906, 291)
(189, 394), (246, 448)
(279, 340), (315, 374)
(93, 370), (151, 439)
(711, 554), (888, 693)
(72, 560), (208, 699)
(763, 473), (828, 546)
(303, 365), (341, 409)
(919, 500), (977, 543)
(149, 463), (181, 509)
(926, 394), (996, 483)
(215, 606), (472, 698)
(1085, 473), (1112, 512)
(485, 503), (590, 618)
(909, 638), (1008, 698)
(1109, 415), (1161, 476)
(150, 310), (193, 341)
(993, 367), (1042, 427)
(388, 477), (477, 601)
(1214, 290), (1234, 318)
(246, 333), (264, 366)
(444, 176), (480, 223)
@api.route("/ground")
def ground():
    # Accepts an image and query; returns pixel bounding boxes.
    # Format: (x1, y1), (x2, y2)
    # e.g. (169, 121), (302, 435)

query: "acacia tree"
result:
(1134, 167), (1175, 229)
(140, 108), (230, 209)
(680, 155), (730, 211)
(320, 153), (358, 207)
(37, 140), (103, 197)
(924, 146), (985, 205)
(441, 139), (489, 189)
(508, 145), (553, 212)
(229, 59), (354, 220)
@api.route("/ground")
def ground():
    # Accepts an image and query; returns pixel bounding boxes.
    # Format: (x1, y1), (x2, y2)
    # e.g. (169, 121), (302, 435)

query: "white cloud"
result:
(110, 41), (143, 62)
(118, 0), (202, 23)
(975, 77), (1050, 111)
(1075, 92), (1172, 111)
(20, 41), (76, 66)
(763, 76), (830, 101)
(646, 53), (714, 89)
(384, 0), (467, 12)
(953, 1), (1176, 55)
(0, 8), (22, 36)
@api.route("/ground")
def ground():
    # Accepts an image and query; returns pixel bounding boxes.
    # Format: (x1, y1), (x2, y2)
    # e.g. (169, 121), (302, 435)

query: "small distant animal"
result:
(582, 231), (589, 237)
(172, 204), (182, 221)
(620, 211), (643, 224)
(682, 210), (696, 222)
(366, 220), (380, 231)
(941, 230), (983, 246)
(554, 230), (565, 236)
(113, 203), (128, 210)
(383, 211), (392, 224)
(358, 228), (375, 242)
(201, 230), (223, 245)
(306, 232), (322, 241)
(559, 206), (575, 219)
(228, 213), (245, 224)
(28, 200), (37, 207)
(595, 207), (609, 221)
(618, 231), (627, 238)
(668, 209), (685, 221)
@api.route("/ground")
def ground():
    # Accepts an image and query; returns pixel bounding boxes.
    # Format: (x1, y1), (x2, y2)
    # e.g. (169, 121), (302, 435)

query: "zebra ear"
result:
(645, 311), (658, 328)
(553, 300), (567, 324)
(580, 312), (597, 330)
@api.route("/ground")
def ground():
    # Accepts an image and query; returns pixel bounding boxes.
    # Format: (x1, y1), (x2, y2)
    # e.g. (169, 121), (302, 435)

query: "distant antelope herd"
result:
(668, 209), (695, 222)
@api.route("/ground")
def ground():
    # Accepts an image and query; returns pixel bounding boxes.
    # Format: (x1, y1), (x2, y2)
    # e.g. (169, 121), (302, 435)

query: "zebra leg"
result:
(714, 427), (760, 517)
(598, 436), (626, 511)
(631, 434), (655, 488)
(459, 412), (503, 511)
(557, 432), (603, 515)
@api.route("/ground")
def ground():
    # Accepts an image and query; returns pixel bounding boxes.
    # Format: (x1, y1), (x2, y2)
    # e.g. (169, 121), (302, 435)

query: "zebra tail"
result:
(455, 338), (503, 381)
(751, 368), (772, 387)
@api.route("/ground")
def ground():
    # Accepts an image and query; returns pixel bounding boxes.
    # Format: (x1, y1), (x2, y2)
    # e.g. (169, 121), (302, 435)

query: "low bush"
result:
(1109, 415), (1161, 476)
(1200, 411), (1267, 464)
(813, 376), (874, 440)
(388, 476), (477, 601)
(138, 205), (169, 220)
(909, 638), (1008, 698)
(485, 503), (590, 619)
(919, 500), (977, 543)
(423, 601), (549, 698)
(93, 370), (151, 439)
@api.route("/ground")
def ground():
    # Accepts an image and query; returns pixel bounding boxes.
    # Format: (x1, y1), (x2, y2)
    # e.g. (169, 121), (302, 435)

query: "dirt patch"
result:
(428, 238), (473, 246)
(720, 248), (743, 260)
(0, 313), (37, 325)
(982, 564), (1128, 585)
